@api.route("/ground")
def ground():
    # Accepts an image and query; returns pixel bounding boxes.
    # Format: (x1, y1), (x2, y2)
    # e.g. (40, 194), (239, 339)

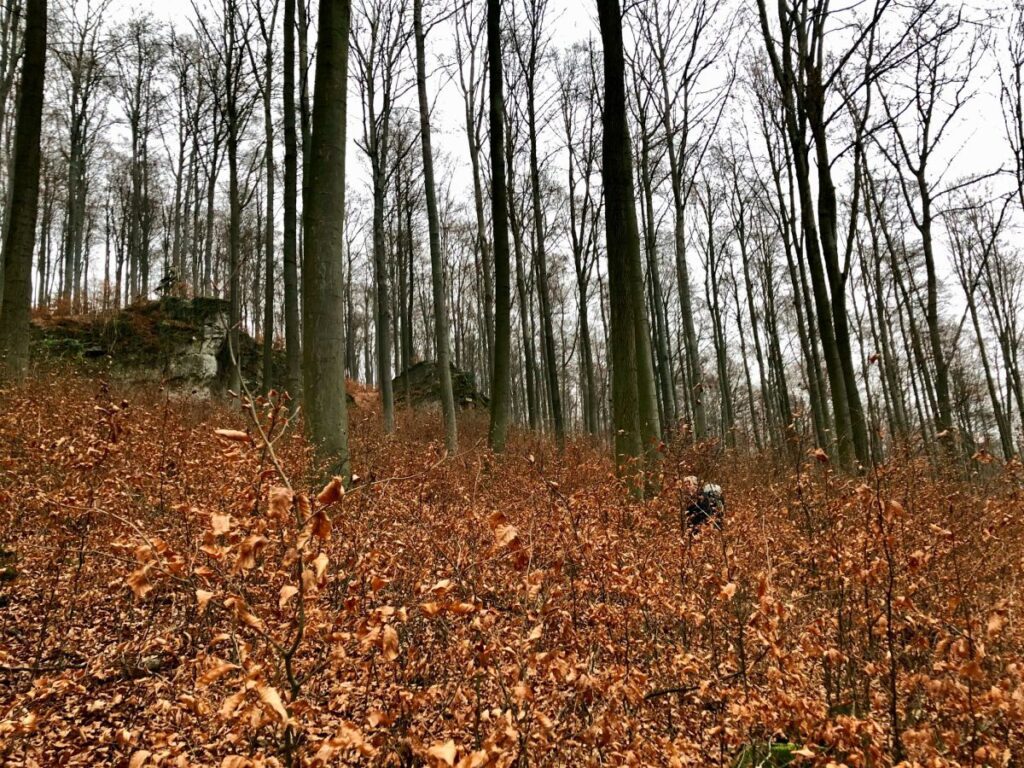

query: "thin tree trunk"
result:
(414, 0), (457, 453)
(282, 0), (302, 398)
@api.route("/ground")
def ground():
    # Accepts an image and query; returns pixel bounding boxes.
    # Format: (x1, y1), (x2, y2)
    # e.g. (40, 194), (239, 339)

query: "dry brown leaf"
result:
(493, 523), (519, 549)
(279, 584), (299, 609)
(268, 486), (293, 521)
(220, 688), (246, 719)
(382, 624), (400, 661)
(257, 684), (289, 725)
(127, 565), (153, 599)
(317, 476), (345, 506)
(235, 535), (268, 570)
(195, 589), (214, 614)
(987, 612), (1006, 637)
(214, 429), (249, 443)
(210, 513), (232, 536)
(312, 551), (330, 582)
(224, 596), (264, 631)
(310, 509), (332, 541)
(198, 657), (237, 687)
(428, 739), (457, 766)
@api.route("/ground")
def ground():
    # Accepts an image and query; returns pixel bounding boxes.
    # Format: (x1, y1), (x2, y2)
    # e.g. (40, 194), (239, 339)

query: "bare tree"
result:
(246, 0), (280, 393)
(451, 0), (493, 384)
(876, 2), (990, 446)
(487, 0), (513, 451)
(557, 40), (601, 436)
(54, 0), (111, 311)
(598, 0), (661, 489)
(507, 0), (563, 446)
(413, 0), (457, 453)
(634, 0), (733, 442)
(193, 0), (257, 392)
(753, 0), (906, 467)
(113, 10), (165, 304)
(303, 0), (351, 479)
(0, 0), (46, 379)
(353, 0), (409, 433)
(282, 0), (301, 397)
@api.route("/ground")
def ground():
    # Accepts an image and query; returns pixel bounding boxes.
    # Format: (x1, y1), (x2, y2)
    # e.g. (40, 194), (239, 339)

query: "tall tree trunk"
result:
(506, 122), (539, 430)
(576, 260), (598, 435)
(465, 83), (494, 386)
(227, 124), (242, 393)
(414, 0), (457, 454)
(638, 132), (676, 433)
(372, 152), (394, 432)
(917, 196), (953, 441)
(260, 15), (276, 395)
(297, 0), (312, 193)
(670, 180), (705, 440)
(597, 0), (661, 487)
(488, 0), (513, 451)
(0, 0), (46, 379)
(282, 0), (302, 398)
(524, 63), (564, 448)
(303, 0), (351, 480)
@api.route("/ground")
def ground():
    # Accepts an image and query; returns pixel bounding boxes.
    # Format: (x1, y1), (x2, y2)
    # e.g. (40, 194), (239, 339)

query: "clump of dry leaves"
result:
(1, 372), (1022, 766)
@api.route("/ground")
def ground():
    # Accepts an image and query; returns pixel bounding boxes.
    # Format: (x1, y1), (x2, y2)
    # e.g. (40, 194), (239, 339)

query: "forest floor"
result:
(1, 369), (1023, 767)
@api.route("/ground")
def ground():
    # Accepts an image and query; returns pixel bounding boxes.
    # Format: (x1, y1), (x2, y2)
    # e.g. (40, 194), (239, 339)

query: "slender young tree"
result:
(754, 0), (896, 467)
(56, 0), (110, 311)
(413, 0), (457, 453)
(509, 0), (564, 447)
(634, 0), (732, 442)
(303, 0), (351, 479)
(113, 11), (164, 304)
(193, 0), (257, 392)
(558, 40), (601, 436)
(282, 0), (301, 398)
(353, 0), (408, 434)
(876, 3), (987, 446)
(248, 0), (280, 394)
(452, 0), (494, 383)
(0, 0), (47, 379)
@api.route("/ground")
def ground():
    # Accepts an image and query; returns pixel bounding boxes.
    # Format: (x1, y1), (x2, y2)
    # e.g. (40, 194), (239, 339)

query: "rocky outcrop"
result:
(392, 360), (489, 409)
(32, 298), (277, 394)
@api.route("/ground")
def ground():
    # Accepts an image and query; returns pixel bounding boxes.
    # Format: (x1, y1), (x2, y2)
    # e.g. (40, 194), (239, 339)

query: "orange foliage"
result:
(1, 370), (1023, 766)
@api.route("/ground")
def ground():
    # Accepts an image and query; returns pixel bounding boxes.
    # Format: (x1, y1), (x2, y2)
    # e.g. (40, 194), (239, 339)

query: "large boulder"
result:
(392, 360), (489, 410)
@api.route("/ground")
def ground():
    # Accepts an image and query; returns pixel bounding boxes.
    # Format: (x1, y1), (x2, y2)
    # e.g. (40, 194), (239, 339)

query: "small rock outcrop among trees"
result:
(392, 360), (489, 410)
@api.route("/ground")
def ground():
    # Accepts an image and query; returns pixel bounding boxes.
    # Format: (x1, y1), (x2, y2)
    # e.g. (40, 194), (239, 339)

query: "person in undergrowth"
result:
(683, 476), (725, 531)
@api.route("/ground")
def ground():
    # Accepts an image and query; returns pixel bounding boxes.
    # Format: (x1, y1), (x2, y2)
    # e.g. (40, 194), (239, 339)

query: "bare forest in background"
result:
(2, 0), (1024, 765)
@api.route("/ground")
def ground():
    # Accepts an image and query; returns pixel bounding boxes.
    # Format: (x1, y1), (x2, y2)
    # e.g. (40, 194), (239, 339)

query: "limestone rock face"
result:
(165, 308), (228, 385)
(32, 297), (275, 395)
